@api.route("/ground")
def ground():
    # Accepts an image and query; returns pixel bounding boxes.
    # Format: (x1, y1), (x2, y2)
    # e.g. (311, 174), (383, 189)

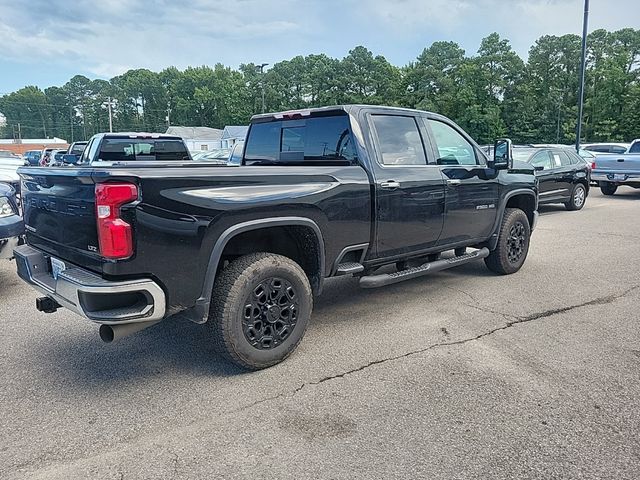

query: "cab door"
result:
(367, 113), (446, 259)
(426, 118), (499, 245)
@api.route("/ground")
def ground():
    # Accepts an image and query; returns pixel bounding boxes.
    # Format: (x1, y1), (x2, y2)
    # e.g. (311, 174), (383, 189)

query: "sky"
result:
(0, 0), (637, 93)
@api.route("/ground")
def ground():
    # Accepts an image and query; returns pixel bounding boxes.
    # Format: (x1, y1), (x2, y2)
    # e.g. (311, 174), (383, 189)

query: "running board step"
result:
(359, 248), (490, 288)
(335, 262), (365, 275)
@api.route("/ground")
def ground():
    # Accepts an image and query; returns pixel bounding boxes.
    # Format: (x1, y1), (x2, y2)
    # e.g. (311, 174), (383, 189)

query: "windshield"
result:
(70, 143), (87, 155)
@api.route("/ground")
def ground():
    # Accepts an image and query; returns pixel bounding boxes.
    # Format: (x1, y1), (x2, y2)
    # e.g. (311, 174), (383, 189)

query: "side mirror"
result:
(62, 154), (79, 165)
(534, 165), (544, 172)
(492, 138), (512, 169)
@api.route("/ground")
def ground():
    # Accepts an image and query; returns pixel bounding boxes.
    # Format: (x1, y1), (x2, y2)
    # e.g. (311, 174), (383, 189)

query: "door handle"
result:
(380, 180), (401, 189)
(447, 179), (462, 186)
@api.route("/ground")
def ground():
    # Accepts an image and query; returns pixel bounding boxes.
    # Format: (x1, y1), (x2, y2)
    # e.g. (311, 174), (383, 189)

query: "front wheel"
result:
(600, 181), (617, 196)
(485, 208), (531, 275)
(565, 183), (587, 211)
(209, 252), (313, 370)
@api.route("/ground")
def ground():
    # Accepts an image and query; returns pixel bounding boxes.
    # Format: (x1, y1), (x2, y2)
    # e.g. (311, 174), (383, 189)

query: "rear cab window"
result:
(97, 137), (191, 162)
(244, 113), (356, 166)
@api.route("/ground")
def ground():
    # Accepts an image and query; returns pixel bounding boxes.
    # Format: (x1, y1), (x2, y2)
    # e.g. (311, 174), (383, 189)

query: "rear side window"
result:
(371, 115), (427, 166)
(557, 151), (573, 166)
(428, 120), (477, 166)
(98, 138), (191, 162)
(530, 151), (553, 170)
(611, 146), (627, 154)
(244, 115), (356, 165)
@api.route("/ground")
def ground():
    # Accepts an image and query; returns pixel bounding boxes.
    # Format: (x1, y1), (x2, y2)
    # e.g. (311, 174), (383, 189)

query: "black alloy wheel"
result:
(242, 277), (299, 350)
(209, 252), (313, 370)
(506, 221), (526, 264)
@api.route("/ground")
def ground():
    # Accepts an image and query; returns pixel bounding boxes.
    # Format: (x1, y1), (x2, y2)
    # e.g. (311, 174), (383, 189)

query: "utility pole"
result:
(17, 123), (22, 143)
(575, 0), (589, 152)
(257, 63), (269, 114)
(70, 106), (74, 142)
(102, 97), (115, 133)
(556, 97), (562, 144)
(107, 97), (113, 132)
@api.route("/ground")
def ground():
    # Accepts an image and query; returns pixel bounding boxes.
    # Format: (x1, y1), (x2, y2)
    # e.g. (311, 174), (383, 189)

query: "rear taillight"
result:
(95, 183), (138, 259)
(591, 161), (596, 170)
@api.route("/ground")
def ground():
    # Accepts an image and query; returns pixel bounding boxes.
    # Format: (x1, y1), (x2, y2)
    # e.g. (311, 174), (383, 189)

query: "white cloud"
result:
(0, 0), (636, 88)
(356, 0), (637, 57)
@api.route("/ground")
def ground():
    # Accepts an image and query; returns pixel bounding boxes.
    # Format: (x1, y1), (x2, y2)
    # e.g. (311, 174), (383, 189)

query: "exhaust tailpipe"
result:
(99, 320), (160, 343)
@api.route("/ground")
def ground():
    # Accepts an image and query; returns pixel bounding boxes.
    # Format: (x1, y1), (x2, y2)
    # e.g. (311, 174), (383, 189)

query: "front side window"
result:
(244, 114), (356, 165)
(428, 120), (477, 166)
(371, 115), (426, 166)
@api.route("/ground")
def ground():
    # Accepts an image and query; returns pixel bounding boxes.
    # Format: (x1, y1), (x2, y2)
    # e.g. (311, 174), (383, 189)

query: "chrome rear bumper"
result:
(14, 244), (166, 325)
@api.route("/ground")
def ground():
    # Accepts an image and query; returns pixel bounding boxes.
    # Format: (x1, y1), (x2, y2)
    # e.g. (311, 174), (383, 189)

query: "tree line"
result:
(1, 28), (638, 145)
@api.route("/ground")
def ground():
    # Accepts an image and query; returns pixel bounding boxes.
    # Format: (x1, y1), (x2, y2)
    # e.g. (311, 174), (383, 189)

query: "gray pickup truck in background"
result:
(591, 139), (640, 195)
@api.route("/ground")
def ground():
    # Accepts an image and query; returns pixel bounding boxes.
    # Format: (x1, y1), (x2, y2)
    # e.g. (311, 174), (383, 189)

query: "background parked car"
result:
(583, 143), (630, 154)
(47, 149), (71, 166)
(512, 146), (590, 210)
(0, 182), (23, 259)
(67, 141), (88, 158)
(194, 148), (231, 164)
(39, 147), (57, 166)
(22, 150), (42, 165)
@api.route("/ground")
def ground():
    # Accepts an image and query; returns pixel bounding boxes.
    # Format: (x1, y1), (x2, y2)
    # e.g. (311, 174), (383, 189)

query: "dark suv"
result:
(512, 147), (590, 210)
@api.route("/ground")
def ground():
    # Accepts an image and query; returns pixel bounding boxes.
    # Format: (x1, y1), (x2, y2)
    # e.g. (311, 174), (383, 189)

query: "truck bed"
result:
(19, 163), (371, 315)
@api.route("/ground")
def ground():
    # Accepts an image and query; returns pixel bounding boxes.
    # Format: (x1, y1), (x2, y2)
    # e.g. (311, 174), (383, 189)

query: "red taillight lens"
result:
(591, 161), (596, 170)
(95, 183), (138, 259)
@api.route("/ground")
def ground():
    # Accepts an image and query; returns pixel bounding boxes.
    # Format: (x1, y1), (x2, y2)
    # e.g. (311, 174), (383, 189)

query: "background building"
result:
(0, 137), (68, 155)
(165, 126), (223, 152)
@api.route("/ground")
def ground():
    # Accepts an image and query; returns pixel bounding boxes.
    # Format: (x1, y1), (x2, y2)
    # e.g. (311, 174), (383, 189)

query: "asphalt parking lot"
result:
(1, 188), (639, 480)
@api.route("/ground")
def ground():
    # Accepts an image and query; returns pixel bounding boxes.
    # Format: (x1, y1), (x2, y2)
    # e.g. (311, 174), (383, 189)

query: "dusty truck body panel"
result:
(15, 106), (538, 368)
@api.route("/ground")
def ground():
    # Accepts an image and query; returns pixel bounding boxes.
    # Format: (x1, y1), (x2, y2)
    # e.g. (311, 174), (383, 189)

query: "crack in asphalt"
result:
(256, 284), (640, 403)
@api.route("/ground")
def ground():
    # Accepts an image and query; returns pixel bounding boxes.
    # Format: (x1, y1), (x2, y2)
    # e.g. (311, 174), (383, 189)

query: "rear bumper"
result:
(14, 244), (166, 325)
(592, 172), (640, 184)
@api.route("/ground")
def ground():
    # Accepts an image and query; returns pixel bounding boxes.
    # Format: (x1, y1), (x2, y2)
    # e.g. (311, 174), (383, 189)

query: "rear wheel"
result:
(565, 183), (587, 210)
(209, 252), (312, 370)
(485, 208), (531, 275)
(600, 182), (618, 196)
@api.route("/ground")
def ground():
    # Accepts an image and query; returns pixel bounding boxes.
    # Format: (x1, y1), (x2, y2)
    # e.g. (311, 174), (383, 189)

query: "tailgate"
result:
(20, 167), (103, 270)
(593, 154), (640, 173)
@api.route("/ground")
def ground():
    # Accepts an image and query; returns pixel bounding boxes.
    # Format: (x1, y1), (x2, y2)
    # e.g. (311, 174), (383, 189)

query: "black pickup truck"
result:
(15, 106), (538, 369)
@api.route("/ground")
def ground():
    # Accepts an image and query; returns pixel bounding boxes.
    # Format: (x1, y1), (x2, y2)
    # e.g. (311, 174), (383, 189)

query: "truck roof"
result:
(93, 132), (183, 140)
(250, 104), (439, 122)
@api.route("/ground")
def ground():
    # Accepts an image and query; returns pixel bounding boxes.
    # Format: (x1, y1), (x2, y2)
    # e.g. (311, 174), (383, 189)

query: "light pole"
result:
(102, 97), (115, 133)
(575, 0), (589, 151)
(257, 63), (269, 113)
